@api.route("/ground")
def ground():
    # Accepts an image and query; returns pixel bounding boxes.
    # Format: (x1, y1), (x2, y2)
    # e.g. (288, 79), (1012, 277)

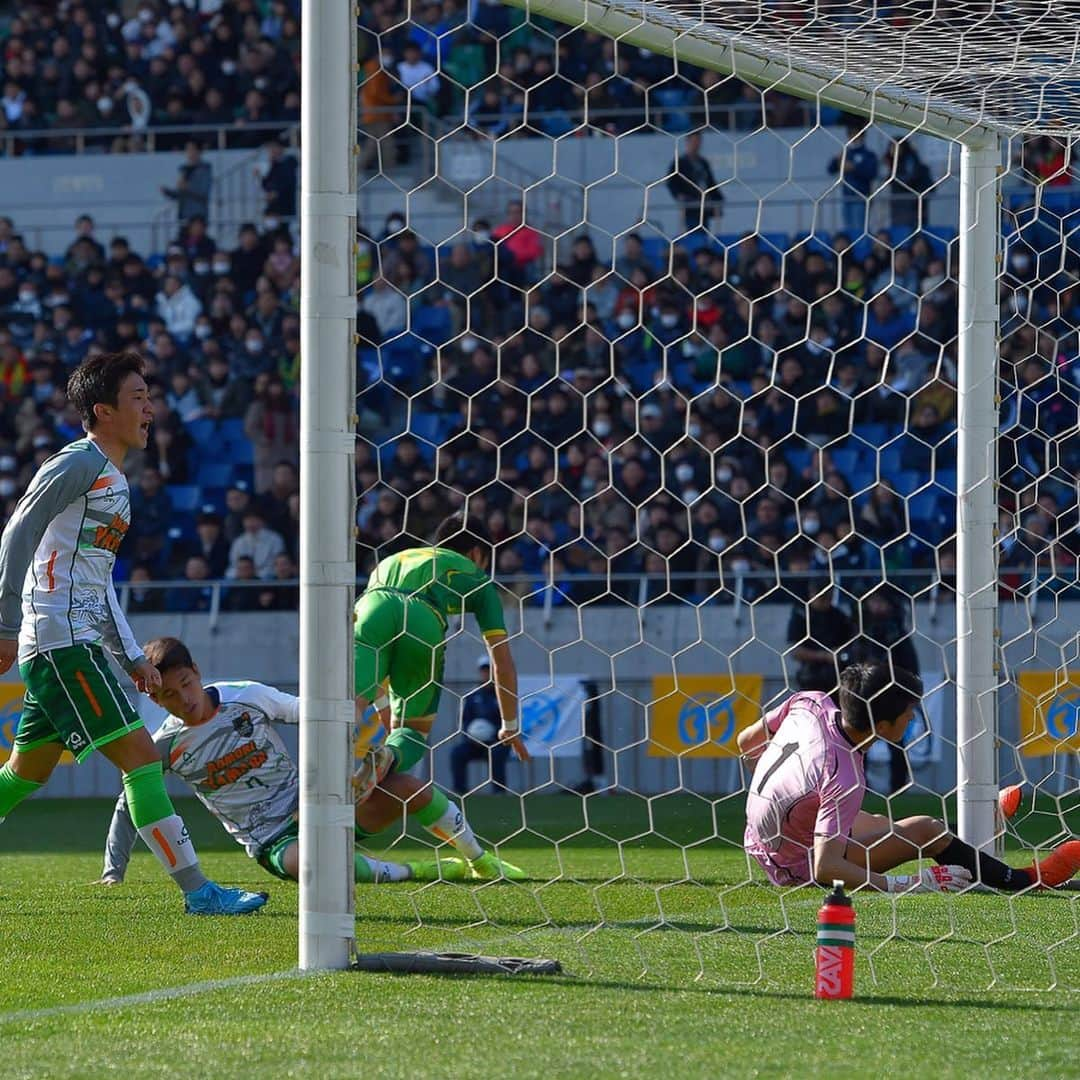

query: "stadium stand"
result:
(0, 1), (1077, 617)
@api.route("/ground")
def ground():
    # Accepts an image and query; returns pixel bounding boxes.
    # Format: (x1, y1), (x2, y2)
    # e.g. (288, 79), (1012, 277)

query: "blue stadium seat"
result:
(410, 412), (450, 447)
(412, 305), (454, 346)
(185, 418), (217, 448)
(196, 462), (234, 489)
(828, 448), (860, 477)
(853, 423), (890, 449)
(168, 485), (203, 513)
(889, 470), (923, 497)
(907, 489), (940, 523)
(935, 468), (958, 494)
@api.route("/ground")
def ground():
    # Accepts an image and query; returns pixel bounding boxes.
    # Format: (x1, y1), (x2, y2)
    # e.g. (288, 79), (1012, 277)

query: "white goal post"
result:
(299, 0), (358, 971)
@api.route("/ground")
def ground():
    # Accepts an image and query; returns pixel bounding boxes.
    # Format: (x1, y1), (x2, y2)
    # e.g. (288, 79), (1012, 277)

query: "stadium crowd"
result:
(0, 1), (299, 153)
(0, 2), (1077, 619)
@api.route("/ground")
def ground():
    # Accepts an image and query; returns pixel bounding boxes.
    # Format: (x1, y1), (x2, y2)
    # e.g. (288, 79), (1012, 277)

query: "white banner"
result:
(518, 676), (586, 758)
(866, 672), (945, 768)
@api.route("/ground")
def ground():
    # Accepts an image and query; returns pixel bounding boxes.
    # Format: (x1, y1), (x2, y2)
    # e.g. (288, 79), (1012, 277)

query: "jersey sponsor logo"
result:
(93, 513), (129, 554)
(205, 740), (268, 789)
(232, 711), (254, 738)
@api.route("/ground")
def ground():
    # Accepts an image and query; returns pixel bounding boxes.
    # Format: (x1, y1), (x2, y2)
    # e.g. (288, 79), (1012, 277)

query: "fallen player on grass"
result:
(98, 636), (525, 886)
(738, 661), (1080, 893)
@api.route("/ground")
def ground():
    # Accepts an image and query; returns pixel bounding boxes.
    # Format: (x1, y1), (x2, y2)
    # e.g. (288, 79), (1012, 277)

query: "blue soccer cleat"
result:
(184, 881), (269, 915)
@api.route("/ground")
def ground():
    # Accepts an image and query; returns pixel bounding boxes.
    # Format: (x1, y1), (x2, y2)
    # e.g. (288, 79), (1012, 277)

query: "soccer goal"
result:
(301, 0), (1080, 987)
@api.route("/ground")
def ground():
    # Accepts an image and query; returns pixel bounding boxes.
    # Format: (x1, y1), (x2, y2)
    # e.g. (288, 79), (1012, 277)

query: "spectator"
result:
(260, 137), (299, 220)
(223, 482), (254, 544)
(852, 586), (921, 794)
(227, 507), (286, 579)
(160, 139), (213, 224)
(666, 130), (724, 233)
(184, 508), (231, 580)
(257, 552), (299, 611)
(396, 41), (440, 128)
(828, 126), (879, 236)
(450, 656), (511, 794)
(126, 564), (164, 615)
(156, 274), (202, 341)
(128, 466), (173, 569)
(491, 199), (544, 284)
(244, 373), (298, 492)
(172, 555), (215, 614)
(223, 555), (262, 612)
(786, 587), (857, 693)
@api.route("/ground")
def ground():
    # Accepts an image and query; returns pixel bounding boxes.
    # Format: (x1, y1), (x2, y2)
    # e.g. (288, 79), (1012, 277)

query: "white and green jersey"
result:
(103, 681), (300, 879)
(0, 438), (142, 670)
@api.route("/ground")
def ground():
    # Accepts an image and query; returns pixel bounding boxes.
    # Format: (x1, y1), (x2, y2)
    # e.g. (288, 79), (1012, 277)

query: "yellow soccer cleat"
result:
(469, 851), (527, 882)
(407, 857), (469, 882)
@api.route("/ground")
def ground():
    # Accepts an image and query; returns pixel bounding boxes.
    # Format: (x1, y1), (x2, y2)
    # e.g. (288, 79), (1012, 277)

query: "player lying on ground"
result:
(98, 637), (525, 884)
(739, 661), (1080, 892)
(0, 353), (265, 916)
(353, 513), (529, 795)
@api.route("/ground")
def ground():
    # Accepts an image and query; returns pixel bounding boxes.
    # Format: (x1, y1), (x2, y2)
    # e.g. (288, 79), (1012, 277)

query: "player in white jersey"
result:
(0, 353), (265, 915)
(100, 637), (521, 884)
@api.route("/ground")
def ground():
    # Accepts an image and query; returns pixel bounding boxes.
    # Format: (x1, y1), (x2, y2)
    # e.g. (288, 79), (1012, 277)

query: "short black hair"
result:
(838, 662), (923, 733)
(432, 513), (493, 561)
(66, 351), (145, 431)
(143, 636), (196, 678)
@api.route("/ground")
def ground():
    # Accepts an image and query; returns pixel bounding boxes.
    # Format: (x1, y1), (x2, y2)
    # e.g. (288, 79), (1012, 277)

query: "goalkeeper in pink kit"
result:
(741, 662), (1080, 893)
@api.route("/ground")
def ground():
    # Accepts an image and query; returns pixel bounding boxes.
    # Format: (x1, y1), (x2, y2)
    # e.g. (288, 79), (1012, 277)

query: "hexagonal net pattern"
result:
(352, 1), (1080, 990)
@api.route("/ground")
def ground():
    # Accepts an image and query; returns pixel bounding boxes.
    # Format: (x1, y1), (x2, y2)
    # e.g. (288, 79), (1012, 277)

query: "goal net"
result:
(341, 0), (1080, 990)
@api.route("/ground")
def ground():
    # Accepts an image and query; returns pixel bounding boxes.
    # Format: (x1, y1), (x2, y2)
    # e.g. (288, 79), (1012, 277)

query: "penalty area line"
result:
(0, 969), (320, 1026)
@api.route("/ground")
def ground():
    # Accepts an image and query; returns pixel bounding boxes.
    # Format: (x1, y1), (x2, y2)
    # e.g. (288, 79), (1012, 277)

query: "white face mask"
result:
(473, 230), (490, 243)
(387, 219), (404, 233)
(688, 423), (702, 439)
(0, 479), (16, 497)
(193, 261), (210, 275)
(213, 261), (230, 274)
(675, 463), (694, 483)
(709, 535), (726, 552)
(592, 420), (611, 438)
(460, 336), (478, 354)
(802, 518), (821, 535)
(18, 291), (35, 304)
(195, 324), (212, 340)
(731, 558), (751, 573)
(715, 466), (733, 484)
(0, 455), (16, 471)
(245, 339), (263, 354)
(616, 311), (635, 330)
(660, 313), (679, 328)
(681, 488), (700, 504)
(681, 340), (697, 357)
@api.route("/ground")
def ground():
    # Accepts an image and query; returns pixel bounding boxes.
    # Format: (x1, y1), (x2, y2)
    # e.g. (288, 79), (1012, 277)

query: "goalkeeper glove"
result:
(352, 745), (394, 804)
(885, 865), (972, 893)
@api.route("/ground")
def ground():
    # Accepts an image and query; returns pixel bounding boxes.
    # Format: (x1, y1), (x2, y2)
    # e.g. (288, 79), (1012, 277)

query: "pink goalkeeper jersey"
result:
(744, 691), (866, 886)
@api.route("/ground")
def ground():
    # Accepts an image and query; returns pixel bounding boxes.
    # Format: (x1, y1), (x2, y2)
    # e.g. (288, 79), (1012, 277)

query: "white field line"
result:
(0, 969), (320, 1026)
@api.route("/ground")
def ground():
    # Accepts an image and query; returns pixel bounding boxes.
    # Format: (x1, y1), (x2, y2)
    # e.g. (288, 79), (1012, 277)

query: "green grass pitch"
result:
(2, 793), (1079, 1078)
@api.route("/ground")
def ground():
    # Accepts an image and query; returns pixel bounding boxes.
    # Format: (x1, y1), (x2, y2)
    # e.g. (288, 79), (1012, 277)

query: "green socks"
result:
(123, 761), (207, 893)
(414, 785), (451, 827)
(0, 763), (42, 820)
(412, 787), (483, 860)
(385, 726), (428, 774)
(122, 762), (175, 827)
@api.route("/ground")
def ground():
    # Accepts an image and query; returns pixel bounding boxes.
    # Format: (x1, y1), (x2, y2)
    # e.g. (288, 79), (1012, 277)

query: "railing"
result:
(0, 120), (299, 157)
(120, 566), (1069, 632)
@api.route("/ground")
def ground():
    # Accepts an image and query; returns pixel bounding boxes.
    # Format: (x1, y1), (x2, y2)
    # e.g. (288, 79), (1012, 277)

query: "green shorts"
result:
(15, 644), (143, 764)
(354, 588), (445, 721)
(256, 818), (299, 881)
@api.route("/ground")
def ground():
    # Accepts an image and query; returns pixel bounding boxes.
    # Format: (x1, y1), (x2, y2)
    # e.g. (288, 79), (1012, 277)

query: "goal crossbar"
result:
(504, 0), (1080, 143)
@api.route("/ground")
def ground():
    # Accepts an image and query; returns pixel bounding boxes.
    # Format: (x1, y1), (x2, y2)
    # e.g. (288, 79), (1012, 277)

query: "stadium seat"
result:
(185, 418), (217, 447)
(411, 305), (454, 346)
(167, 485), (203, 513)
(196, 462), (234, 490)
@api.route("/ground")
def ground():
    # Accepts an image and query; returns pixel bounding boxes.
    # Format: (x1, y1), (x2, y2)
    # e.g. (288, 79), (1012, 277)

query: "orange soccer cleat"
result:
(998, 784), (1023, 821)
(1022, 840), (1080, 889)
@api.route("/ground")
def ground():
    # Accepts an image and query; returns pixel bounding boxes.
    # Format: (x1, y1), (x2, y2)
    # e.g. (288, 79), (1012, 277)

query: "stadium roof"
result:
(506, 0), (1080, 142)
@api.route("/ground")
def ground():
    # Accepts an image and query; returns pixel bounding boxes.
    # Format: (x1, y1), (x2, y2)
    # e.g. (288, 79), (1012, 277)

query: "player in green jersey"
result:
(353, 513), (528, 879)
